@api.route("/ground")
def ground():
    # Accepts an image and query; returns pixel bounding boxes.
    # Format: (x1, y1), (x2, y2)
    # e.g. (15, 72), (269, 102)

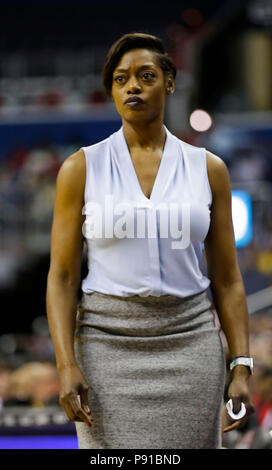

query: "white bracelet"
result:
(230, 356), (253, 375)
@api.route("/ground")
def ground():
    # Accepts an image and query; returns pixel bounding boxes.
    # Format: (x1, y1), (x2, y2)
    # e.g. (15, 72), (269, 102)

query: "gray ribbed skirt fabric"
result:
(73, 290), (226, 449)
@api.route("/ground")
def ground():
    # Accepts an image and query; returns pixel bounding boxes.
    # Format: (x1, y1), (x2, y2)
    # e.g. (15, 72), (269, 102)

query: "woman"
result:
(46, 32), (255, 449)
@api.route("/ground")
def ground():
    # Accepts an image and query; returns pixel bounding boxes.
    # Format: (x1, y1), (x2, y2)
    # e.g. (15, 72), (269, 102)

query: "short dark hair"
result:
(102, 32), (176, 99)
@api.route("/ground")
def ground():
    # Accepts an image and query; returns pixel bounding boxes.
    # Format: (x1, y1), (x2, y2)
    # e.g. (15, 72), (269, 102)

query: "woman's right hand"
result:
(58, 364), (93, 427)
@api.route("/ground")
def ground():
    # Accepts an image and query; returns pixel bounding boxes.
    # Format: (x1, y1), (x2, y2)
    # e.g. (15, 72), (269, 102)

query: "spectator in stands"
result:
(8, 361), (60, 407)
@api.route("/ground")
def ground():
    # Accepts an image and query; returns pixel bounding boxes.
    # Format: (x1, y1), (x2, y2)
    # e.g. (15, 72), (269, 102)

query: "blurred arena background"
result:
(0, 0), (272, 449)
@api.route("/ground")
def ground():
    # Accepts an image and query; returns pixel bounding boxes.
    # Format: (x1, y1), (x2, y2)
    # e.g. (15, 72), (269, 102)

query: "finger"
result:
(69, 394), (93, 426)
(232, 397), (242, 414)
(223, 414), (247, 433)
(79, 386), (91, 416)
(223, 420), (242, 433)
(60, 394), (91, 425)
(59, 396), (80, 423)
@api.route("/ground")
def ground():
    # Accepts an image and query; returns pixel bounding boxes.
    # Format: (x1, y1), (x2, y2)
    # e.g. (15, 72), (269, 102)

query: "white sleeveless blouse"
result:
(80, 124), (212, 297)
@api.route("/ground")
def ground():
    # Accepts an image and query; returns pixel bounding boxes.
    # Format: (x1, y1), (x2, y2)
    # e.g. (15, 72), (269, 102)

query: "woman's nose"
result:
(127, 76), (142, 93)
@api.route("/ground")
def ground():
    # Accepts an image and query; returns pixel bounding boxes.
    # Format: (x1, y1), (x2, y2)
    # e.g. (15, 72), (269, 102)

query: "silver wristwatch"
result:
(230, 356), (254, 375)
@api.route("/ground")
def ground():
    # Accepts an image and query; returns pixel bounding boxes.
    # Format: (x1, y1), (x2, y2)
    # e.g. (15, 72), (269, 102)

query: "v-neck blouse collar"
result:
(113, 124), (176, 204)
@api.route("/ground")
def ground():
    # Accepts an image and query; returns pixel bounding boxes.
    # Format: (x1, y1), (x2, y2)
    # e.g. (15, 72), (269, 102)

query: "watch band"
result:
(230, 356), (254, 374)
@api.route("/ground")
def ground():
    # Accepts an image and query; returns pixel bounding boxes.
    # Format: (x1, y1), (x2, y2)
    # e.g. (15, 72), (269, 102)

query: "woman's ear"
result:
(166, 76), (175, 95)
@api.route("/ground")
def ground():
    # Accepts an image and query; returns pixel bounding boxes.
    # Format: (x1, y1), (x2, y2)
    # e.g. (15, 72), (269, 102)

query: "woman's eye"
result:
(142, 72), (155, 79)
(114, 72), (155, 83)
(114, 76), (125, 83)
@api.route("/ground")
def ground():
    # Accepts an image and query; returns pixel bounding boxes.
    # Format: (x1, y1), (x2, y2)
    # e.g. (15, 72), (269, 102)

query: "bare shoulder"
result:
(206, 150), (231, 195)
(56, 149), (86, 203)
(58, 149), (85, 180)
(57, 149), (85, 185)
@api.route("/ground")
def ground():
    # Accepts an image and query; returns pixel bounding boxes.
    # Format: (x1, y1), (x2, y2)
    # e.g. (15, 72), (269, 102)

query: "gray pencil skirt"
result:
(73, 289), (226, 449)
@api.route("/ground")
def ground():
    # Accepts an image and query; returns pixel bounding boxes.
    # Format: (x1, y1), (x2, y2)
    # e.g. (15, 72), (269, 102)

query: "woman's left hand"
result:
(223, 367), (255, 433)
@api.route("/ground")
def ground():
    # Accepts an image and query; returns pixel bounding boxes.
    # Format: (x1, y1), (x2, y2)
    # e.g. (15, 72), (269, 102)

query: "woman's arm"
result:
(204, 150), (255, 432)
(46, 149), (92, 426)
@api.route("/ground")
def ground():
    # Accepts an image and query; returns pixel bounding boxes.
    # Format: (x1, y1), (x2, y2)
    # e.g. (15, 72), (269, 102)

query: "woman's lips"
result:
(124, 96), (145, 106)
(125, 101), (144, 107)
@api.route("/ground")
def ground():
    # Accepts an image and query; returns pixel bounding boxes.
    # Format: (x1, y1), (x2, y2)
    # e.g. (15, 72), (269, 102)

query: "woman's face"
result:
(111, 48), (174, 124)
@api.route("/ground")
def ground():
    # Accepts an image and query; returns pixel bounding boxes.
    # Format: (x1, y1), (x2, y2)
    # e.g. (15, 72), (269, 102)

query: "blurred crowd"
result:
(0, 140), (81, 289)
(229, 146), (272, 183)
(221, 311), (272, 448)
(0, 79), (108, 115)
(0, 360), (59, 410)
(0, 323), (59, 410)
(0, 140), (78, 222)
(249, 312), (272, 431)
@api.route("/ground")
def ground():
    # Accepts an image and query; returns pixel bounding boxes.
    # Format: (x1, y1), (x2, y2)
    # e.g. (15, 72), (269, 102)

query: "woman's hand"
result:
(58, 364), (93, 427)
(223, 366), (255, 433)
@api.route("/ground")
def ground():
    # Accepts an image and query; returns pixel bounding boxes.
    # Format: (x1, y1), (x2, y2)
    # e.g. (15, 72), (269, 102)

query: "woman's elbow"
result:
(47, 265), (80, 288)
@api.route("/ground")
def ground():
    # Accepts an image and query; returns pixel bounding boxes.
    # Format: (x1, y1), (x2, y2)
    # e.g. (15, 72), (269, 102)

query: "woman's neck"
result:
(122, 119), (166, 151)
